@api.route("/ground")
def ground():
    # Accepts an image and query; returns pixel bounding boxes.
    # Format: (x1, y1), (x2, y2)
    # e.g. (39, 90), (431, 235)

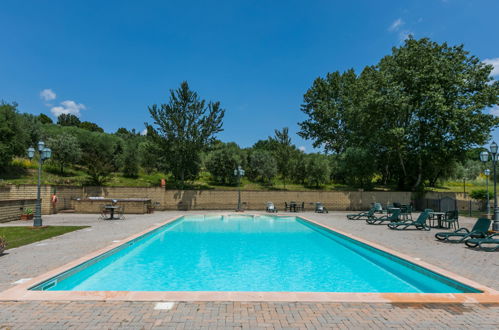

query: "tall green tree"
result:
(79, 121), (104, 133)
(48, 133), (82, 174)
(306, 154), (330, 188)
(247, 150), (277, 184)
(299, 37), (499, 190)
(205, 143), (243, 184)
(0, 102), (27, 169)
(146, 81), (225, 187)
(57, 114), (81, 127)
(270, 127), (294, 187)
(38, 113), (53, 124)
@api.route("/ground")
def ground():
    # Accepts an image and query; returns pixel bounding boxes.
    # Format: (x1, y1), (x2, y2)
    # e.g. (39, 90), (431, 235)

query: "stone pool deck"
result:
(0, 211), (498, 329)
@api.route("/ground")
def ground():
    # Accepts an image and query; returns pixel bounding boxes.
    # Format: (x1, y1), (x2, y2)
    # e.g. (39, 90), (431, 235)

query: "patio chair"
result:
(315, 202), (328, 213)
(284, 202), (289, 212)
(435, 218), (491, 243)
(387, 211), (430, 230)
(99, 205), (111, 220)
(366, 208), (401, 225)
(400, 204), (413, 220)
(465, 233), (499, 251)
(373, 202), (383, 213)
(266, 202), (278, 213)
(442, 210), (459, 230)
(347, 207), (376, 220)
(117, 205), (125, 220)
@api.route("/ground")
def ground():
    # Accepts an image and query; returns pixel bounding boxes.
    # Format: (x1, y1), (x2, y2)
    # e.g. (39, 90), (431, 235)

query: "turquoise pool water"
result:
(32, 215), (479, 293)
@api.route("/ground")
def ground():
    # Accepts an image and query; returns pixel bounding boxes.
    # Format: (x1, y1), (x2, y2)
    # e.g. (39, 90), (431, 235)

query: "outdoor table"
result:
(430, 212), (446, 228)
(104, 205), (120, 220)
(289, 201), (297, 212)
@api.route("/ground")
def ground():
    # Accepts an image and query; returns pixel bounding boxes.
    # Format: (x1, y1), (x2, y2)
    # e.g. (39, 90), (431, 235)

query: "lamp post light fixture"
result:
(484, 169), (491, 217)
(27, 141), (52, 227)
(234, 165), (245, 212)
(480, 142), (499, 230)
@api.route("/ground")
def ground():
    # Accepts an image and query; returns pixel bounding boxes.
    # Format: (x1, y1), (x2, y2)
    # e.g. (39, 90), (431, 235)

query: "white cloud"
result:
(140, 128), (147, 136)
(484, 58), (499, 77)
(298, 146), (306, 152)
(40, 89), (56, 101)
(388, 18), (404, 32)
(50, 100), (86, 117)
(490, 105), (499, 117)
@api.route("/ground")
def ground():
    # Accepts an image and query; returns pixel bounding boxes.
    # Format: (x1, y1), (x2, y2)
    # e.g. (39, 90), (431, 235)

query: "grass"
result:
(0, 226), (89, 250)
(0, 158), (493, 192)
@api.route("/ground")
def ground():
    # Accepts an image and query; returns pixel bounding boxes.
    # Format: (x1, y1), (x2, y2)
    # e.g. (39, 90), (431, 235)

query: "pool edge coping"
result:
(0, 213), (498, 303)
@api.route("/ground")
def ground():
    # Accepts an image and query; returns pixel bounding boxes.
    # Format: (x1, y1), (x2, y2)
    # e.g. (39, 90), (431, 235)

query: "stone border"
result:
(1, 214), (498, 303)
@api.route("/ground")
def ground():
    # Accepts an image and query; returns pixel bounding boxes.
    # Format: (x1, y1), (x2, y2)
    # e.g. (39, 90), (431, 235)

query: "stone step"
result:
(58, 209), (76, 213)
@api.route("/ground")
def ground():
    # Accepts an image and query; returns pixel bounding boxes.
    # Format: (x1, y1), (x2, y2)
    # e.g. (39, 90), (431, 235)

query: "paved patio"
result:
(1, 211), (498, 329)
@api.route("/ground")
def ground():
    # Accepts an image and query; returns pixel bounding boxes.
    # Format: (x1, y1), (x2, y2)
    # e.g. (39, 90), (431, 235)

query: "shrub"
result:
(470, 189), (491, 201)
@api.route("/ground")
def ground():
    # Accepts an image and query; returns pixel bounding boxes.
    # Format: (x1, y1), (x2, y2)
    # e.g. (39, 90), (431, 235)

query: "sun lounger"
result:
(387, 211), (430, 230)
(465, 233), (499, 251)
(347, 207), (376, 220)
(266, 202), (278, 213)
(366, 208), (401, 225)
(435, 218), (490, 243)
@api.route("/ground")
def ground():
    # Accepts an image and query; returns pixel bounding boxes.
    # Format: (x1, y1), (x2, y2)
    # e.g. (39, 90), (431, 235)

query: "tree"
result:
(270, 127), (294, 187)
(247, 150), (277, 184)
(290, 150), (307, 184)
(57, 114), (81, 127)
(78, 132), (117, 185)
(299, 37), (499, 190)
(146, 81), (225, 187)
(205, 143), (242, 184)
(79, 121), (104, 133)
(122, 141), (139, 178)
(19, 113), (42, 148)
(0, 102), (27, 169)
(38, 113), (53, 124)
(138, 140), (163, 174)
(337, 147), (376, 188)
(48, 133), (82, 174)
(306, 154), (330, 188)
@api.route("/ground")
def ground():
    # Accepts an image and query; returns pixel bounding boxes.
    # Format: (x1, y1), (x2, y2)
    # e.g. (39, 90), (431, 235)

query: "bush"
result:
(205, 143), (242, 184)
(306, 154), (330, 188)
(470, 189), (491, 201)
(247, 150), (277, 184)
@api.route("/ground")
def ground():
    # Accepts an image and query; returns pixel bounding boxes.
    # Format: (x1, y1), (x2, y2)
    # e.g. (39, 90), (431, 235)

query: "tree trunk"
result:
(412, 155), (422, 191)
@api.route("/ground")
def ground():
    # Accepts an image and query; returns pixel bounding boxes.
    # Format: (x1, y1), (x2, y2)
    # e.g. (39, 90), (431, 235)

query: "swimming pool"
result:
(30, 215), (479, 293)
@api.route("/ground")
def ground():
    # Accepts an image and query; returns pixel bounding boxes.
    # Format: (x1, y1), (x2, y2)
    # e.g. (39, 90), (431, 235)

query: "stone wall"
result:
(0, 199), (36, 223)
(0, 185), (81, 215)
(0, 184), (475, 214)
(80, 187), (413, 211)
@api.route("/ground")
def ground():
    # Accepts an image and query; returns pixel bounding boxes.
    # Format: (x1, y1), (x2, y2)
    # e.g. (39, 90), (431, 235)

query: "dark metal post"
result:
(486, 172), (490, 217)
(494, 156), (499, 230)
(237, 173), (242, 212)
(33, 156), (43, 227)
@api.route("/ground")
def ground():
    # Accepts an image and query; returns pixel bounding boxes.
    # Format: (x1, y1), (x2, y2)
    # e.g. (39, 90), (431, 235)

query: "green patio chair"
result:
(366, 208), (401, 225)
(387, 211), (430, 230)
(465, 233), (499, 251)
(435, 218), (491, 243)
(441, 210), (459, 230)
(347, 207), (376, 220)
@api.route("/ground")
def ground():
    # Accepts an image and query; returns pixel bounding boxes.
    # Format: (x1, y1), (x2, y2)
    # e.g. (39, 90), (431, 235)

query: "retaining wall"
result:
(0, 184), (472, 215)
(0, 199), (36, 223)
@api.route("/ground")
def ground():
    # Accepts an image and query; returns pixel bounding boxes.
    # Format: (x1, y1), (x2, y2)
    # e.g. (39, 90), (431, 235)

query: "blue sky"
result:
(1, 0), (498, 152)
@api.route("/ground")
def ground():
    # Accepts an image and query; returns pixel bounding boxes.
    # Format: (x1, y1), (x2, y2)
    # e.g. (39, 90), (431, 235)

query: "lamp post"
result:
(234, 165), (245, 212)
(480, 142), (499, 230)
(484, 169), (491, 217)
(27, 141), (52, 227)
